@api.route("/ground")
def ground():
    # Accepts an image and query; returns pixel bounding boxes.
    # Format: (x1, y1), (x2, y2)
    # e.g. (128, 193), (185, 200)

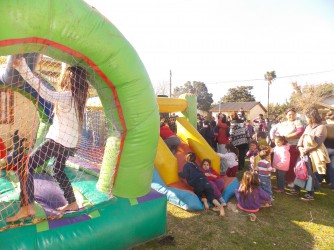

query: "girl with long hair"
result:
(235, 171), (272, 213)
(7, 57), (89, 222)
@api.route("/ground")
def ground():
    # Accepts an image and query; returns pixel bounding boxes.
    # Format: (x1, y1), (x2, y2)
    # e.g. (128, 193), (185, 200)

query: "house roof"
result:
(210, 102), (267, 112)
(315, 101), (334, 111)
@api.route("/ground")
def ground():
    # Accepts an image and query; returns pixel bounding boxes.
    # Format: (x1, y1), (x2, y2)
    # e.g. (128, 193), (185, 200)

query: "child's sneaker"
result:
(300, 194), (314, 201)
(285, 189), (299, 196)
(287, 182), (295, 188)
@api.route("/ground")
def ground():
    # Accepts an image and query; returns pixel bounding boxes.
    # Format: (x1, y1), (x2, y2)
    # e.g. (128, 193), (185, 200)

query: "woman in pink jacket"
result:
(272, 136), (290, 192)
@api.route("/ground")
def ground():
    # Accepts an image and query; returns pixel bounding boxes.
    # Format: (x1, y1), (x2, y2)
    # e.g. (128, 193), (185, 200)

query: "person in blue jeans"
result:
(257, 148), (276, 197)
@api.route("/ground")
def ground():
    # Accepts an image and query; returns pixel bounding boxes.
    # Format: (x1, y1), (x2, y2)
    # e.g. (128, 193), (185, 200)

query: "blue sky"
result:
(84, 0), (334, 105)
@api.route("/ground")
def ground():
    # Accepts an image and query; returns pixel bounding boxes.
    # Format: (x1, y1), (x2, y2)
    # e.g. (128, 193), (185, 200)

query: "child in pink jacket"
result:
(272, 136), (290, 192)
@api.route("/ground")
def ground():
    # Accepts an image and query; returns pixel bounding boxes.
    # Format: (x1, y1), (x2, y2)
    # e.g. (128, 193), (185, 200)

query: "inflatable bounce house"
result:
(153, 95), (240, 210)
(0, 1), (166, 249)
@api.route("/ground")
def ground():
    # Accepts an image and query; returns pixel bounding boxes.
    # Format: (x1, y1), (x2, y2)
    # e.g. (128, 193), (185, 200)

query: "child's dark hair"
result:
(225, 143), (239, 157)
(201, 158), (211, 166)
(259, 148), (270, 159)
(257, 131), (267, 139)
(185, 152), (196, 163)
(249, 140), (258, 147)
(274, 135), (288, 145)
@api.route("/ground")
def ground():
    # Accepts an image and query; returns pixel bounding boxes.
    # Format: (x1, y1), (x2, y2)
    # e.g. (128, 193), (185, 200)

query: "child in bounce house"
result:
(179, 152), (225, 217)
(201, 159), (226, 206)
(160, 118), (181, 154)
(235, 171), (272, 213)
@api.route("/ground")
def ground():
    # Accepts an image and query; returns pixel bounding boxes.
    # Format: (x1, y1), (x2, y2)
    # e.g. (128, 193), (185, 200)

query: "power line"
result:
(205, 69), (334, 85)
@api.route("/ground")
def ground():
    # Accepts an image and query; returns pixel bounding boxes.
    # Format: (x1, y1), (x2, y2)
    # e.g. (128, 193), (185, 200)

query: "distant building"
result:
(314, 94), (334, 117)
(210, 102), (267, 121)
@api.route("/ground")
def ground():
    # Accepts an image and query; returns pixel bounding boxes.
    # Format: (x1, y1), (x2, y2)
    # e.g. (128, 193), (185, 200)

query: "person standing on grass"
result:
(286, 107), (329, 201)
(230, 117), (248, 170)
(257, 148), (276, 197)
(246, 140), (260, 173)
(272, 136), (290, 192)
(235, 171), (272, 213)
(179, 152), (225, 217)
(275, 108), (304, 188)
(215, 114), (230, 154)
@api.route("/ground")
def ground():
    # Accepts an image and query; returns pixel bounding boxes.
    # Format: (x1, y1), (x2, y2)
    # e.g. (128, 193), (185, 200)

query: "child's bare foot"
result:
(0, 158), (7, 169)
(56, 201), (79, 212)
(219, 205), (225, 218)
(6, 205), (35, 223)
(261, 203), (272, 208)
(201, 198), (209, 210)
(211, 206), (220, 212)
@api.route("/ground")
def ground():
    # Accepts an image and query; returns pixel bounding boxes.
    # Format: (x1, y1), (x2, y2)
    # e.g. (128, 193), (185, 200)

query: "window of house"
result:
(0, 89), (14, 124)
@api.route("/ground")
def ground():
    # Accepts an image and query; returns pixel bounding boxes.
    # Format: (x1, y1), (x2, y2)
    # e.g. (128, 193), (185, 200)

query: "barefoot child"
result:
(201, 159), (226, 206)
(235, 171), (272, 212)
(179, 152), (225, 217)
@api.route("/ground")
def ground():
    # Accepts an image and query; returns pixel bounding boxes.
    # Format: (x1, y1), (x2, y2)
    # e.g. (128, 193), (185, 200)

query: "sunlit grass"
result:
(132, 162), (334, 250)
(294, 221), (334, 249)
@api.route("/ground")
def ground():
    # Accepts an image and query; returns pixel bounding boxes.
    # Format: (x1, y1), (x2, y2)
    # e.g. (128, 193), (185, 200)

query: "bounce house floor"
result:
(0, 165), (166, 250)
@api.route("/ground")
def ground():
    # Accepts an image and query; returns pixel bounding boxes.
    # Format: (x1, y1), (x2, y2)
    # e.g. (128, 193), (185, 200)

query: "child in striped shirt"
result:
(257, 148), (276, 196)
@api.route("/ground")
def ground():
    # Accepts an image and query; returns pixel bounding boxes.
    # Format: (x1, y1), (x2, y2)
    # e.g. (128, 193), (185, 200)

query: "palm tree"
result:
(264, 71), (277, 118)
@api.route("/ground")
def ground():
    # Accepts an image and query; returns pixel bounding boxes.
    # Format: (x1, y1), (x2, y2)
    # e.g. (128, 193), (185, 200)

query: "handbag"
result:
(294, 156), (308, 180)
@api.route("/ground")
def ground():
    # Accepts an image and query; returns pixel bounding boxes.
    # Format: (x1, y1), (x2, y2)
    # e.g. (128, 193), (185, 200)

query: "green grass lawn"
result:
(133, 169), (334, 250)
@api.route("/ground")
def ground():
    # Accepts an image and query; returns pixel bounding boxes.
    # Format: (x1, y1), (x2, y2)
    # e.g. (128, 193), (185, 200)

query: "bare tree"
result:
(290, 82), (334, 112)
(154, 81), (169, 96)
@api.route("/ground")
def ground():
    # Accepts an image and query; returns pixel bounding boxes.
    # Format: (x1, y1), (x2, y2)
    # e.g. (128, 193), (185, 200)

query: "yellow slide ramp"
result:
(154, 116), (220, 185)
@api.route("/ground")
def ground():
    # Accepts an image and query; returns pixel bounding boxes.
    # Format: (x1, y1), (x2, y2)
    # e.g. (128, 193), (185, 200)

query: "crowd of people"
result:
(163, 106), (334, 215)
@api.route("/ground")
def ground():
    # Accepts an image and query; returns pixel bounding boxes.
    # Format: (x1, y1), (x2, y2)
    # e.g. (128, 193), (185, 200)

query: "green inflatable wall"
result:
(0, 0), (159, 198)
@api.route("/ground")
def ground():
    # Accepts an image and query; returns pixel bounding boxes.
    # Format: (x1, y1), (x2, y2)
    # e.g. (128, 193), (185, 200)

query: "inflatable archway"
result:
(0, 0), (165, 249)
(0, 0), (159, 197)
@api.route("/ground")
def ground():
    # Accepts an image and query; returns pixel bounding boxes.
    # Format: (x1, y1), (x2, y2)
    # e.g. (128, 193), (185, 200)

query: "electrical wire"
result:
(205, 69), (334, 85)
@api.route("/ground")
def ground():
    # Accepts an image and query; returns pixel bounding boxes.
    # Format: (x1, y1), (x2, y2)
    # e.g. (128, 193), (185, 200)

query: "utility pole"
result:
(169, 70), (172, 97)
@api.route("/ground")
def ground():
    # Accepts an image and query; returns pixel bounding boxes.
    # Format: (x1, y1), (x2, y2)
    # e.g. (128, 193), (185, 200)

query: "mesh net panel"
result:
(0, 51), (118, 223)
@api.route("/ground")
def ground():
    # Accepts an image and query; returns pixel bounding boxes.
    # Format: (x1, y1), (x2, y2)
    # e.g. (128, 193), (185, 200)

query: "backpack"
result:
(294, 157), (308, 180)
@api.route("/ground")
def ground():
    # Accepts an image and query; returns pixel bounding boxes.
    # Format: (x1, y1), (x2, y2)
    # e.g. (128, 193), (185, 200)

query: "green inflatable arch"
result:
(0, 0), (159, 198)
